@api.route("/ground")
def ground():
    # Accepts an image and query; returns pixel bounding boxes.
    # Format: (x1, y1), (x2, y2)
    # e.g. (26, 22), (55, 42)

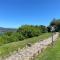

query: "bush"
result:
(17, 25), (43, 38)
(0, 25), (47, 45)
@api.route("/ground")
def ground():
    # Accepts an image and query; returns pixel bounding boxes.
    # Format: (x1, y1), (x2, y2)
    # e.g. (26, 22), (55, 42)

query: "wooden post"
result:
(52, 32), (54, 46)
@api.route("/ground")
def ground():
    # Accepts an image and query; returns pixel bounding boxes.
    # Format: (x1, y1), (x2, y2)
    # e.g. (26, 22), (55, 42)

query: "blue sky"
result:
(0, 0), (60, 28)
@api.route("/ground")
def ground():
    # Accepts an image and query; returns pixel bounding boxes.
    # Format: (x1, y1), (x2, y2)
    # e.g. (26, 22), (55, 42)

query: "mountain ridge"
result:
(0, 27), (17, 33)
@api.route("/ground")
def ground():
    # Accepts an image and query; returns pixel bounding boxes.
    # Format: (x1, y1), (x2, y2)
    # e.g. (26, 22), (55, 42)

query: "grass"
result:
(34, 36), (60, 60)
(0, 33), (51, 58)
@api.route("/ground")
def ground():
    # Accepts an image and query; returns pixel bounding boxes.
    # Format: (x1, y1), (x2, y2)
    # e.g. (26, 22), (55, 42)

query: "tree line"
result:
(0, 25), (47, 45)
(0, 18), (60, 46)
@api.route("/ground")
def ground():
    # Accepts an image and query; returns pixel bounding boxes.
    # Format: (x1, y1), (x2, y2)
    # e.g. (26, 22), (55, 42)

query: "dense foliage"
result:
(1, 18), (60, 46)
(0, 19), (60, 46)
(0, 25), (47, 46)
(17, 25), (47, 38)
(46, 19), (60, 32)
(50, 19), (60, 32)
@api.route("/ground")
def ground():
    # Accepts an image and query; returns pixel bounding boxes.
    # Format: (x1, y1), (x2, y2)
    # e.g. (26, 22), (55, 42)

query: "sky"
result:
(0, 0), (60, 28)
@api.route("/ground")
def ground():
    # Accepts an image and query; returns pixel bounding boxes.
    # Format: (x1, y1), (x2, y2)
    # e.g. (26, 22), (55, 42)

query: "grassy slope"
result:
(34, 36), (60, 60)
(0, 33), (51, 58)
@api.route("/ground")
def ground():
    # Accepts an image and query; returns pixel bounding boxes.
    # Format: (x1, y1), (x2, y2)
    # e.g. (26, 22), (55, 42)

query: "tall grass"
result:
(0, 33), (51, 58)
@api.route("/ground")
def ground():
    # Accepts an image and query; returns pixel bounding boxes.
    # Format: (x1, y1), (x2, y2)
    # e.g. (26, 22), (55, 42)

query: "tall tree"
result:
(50, 18), (60, 31)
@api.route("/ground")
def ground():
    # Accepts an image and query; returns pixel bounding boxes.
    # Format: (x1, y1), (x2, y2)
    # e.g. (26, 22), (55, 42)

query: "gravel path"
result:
(5, 33), (59, 60)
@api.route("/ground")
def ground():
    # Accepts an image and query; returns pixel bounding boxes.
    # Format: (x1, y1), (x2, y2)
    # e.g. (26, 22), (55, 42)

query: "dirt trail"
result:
(5, 33), (59, 60)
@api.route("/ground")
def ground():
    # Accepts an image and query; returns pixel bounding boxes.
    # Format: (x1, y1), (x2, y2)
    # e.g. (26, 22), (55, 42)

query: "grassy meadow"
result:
(0, 33), (51, 58)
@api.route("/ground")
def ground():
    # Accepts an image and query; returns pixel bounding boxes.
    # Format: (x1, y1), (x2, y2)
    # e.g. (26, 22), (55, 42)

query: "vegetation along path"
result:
(5, 33), (59, 60)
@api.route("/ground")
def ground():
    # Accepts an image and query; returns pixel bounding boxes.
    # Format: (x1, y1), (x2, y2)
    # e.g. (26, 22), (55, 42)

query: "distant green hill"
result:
(0, 27), (17, 34)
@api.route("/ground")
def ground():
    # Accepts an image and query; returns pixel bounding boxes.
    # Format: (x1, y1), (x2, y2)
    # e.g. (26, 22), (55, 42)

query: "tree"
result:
(17, 25), (43, 38)
(50, 18), (60, 31)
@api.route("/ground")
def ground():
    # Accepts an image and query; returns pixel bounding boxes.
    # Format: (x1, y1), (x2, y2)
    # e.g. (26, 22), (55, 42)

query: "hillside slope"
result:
(0, 33), (51, 60)
(5, 33), (58, 60)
